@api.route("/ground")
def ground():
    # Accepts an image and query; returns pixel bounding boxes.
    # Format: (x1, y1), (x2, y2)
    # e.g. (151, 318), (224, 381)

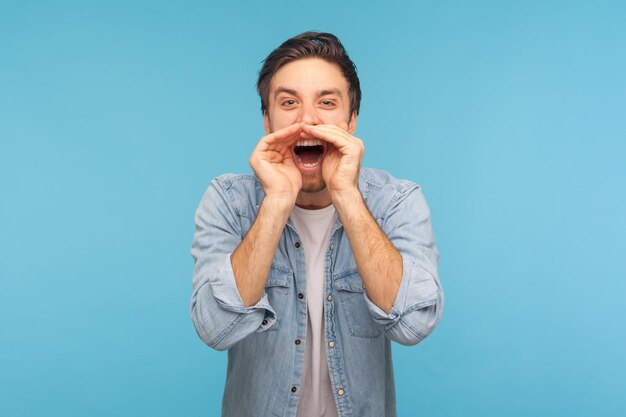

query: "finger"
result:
(255, 123), (302, 153)
(303, 123), (356, 142)
(264, 122), (303, 144)
(303, 124), (360, 149)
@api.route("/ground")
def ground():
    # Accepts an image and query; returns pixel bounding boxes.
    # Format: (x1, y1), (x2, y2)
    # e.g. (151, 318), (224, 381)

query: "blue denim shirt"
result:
(190, 168), (443, 417)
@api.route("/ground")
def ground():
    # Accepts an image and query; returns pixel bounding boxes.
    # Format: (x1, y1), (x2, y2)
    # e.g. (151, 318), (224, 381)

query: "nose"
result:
(297, 102), (322, 125)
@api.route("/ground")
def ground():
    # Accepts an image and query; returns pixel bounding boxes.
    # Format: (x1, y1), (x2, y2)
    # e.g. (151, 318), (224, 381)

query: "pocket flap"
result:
(332, 268), (364, 293)
(265, 262), (292, 288)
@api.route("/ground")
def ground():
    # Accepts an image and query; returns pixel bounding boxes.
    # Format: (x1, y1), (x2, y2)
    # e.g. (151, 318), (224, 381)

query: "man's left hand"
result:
(302, 122), (364, 198)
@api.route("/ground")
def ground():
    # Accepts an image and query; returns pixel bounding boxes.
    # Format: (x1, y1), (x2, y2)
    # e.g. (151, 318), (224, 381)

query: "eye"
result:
(320, 100), (335, 107)
(282, 99), (297, 106)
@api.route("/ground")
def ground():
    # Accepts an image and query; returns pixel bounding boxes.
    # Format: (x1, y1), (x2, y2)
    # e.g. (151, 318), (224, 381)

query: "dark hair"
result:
(257, 31), (361, 116)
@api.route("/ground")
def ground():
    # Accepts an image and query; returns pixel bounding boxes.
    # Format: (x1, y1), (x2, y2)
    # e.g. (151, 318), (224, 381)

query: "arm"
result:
(230, 196), (292, 306)
(190, 179), (276, 350)
(333, 175), (443, 344)
(367, 184), (443, 345)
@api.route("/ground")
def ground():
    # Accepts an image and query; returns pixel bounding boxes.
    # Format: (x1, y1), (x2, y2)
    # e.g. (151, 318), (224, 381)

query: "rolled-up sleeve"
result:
(190, 178), (276, 351)
(363, 184), (444, 346)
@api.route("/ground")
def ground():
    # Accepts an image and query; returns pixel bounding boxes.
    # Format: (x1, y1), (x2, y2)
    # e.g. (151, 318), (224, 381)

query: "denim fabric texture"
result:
(190, 168), (444, 417)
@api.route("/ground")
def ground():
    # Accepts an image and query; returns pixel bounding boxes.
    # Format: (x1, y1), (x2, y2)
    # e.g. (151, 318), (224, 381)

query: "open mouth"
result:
(293, 139), (325, 169)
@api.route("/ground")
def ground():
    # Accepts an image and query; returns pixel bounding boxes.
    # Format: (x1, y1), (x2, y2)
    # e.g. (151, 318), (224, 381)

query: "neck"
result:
(295, 188), (333, 210)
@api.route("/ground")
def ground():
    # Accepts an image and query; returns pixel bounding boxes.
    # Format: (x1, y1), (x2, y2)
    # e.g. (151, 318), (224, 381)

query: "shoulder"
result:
(359, 167), (420, 193)
(205, 173), (265, 219)
(358, 167), (425, 219)
(212, 173), (260, 191)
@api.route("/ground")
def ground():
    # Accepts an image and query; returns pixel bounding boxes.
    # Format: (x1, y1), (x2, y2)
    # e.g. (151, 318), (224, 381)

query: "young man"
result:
(191, 32), (443, 417)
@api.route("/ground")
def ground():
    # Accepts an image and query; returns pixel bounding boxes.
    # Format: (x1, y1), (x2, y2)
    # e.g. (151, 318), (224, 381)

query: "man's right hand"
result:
(249, 122), (303, 207)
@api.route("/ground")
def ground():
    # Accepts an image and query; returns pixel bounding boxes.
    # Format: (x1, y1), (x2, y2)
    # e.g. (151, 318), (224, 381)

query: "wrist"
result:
(261, 193), (296, 221)
(330, 187), (364, 213)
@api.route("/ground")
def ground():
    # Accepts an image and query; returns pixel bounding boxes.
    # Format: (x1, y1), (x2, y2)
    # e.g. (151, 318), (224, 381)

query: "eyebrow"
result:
(274, 87), (298, 100)
(273, 87), (344, 100)
(319, 88), (343, 98)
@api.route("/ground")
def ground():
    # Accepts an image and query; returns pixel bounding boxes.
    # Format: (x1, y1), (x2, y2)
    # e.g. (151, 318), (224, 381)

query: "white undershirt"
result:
(290, 204), (339, 417)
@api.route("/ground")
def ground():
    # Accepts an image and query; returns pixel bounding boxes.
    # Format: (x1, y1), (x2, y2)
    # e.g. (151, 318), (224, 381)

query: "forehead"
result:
(269, 58), (349, 96)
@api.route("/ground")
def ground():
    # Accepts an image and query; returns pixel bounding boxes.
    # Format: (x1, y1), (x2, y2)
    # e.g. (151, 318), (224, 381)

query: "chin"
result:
(300, 172), (326, 193)
(301, 184), (327, 193)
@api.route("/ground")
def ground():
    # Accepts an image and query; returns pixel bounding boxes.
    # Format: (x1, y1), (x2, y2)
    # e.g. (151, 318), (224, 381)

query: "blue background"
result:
(1, 1), (625, 416)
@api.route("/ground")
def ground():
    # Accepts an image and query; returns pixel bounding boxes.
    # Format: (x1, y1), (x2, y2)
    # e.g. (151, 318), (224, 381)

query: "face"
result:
(264, 58), (357, 195)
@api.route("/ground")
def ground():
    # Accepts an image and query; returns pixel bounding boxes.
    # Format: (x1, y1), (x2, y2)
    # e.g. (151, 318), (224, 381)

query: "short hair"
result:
(257, 31), (361, 116)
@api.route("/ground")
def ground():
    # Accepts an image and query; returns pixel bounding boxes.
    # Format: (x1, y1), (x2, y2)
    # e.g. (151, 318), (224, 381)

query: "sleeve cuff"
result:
(209, 253), (277, 329)
(361, 256), (416, 326)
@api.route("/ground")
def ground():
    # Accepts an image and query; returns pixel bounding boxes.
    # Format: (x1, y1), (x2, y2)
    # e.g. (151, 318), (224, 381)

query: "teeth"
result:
(302, 162), (319, 167)
(295, 139), (323, 147)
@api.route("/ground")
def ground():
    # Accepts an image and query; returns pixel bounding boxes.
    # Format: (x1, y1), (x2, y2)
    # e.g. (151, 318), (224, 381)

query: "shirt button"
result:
(330, 243), (334, 250)
(294, 242), (301, 248)
(295, 339), (301, 345)
(337, 388), (345, 396)
(327, 294), (332, 301)
(291, 386), (297, 393)
(262, 319), (268, 325)
(298, 293), (304, 299)
(328, 340), (335, 348)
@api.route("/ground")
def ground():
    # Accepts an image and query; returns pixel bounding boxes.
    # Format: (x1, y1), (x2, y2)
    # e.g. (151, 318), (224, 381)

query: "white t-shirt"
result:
(290, 204), (339, 417)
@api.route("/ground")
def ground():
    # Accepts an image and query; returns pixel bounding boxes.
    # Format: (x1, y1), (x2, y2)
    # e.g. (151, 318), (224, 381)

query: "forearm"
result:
(231, 196), (293, 306)
(333, 189), (402, 314)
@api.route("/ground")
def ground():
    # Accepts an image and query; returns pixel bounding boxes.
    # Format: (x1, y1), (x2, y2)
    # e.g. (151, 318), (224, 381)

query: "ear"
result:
(348, 111), (357, 134)
(263, 111), (271, 135)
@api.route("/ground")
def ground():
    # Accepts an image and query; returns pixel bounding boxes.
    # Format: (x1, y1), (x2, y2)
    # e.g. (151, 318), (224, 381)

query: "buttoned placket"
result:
(324, 219), (351, 414)
(284, 222), (309, 415)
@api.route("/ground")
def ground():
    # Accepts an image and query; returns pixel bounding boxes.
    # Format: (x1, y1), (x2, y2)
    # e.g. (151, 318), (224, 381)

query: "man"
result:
(191, 32), (443, 417)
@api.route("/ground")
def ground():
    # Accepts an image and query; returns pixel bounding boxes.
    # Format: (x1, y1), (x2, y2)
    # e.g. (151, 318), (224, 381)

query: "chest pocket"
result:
(264, 262), (292, 331)
(333, 268), (383, 338)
